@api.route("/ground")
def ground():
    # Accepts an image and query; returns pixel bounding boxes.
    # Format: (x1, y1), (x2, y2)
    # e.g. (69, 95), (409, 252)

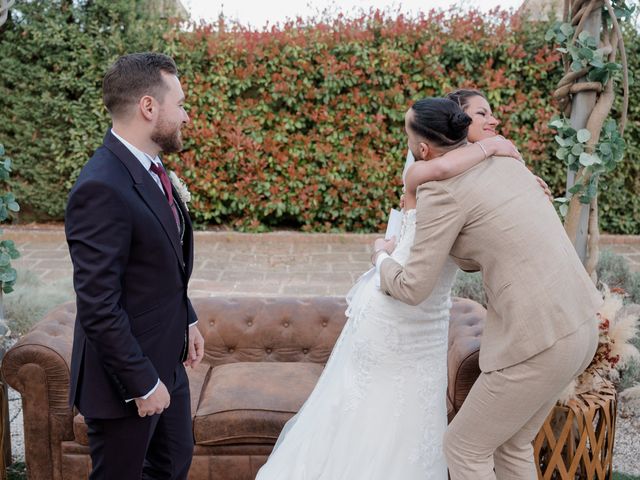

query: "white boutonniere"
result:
(168, 171), (191, 210)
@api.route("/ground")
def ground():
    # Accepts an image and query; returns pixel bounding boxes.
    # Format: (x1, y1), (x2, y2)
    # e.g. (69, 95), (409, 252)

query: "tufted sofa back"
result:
(193, 297), (348, 368)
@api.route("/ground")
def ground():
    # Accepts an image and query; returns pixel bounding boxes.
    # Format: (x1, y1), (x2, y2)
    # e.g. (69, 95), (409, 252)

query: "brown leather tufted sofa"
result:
(1, 296), (484, 480)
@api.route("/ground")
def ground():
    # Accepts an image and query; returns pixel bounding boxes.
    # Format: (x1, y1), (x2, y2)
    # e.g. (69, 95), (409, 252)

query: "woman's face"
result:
(464, 95), (499, 142)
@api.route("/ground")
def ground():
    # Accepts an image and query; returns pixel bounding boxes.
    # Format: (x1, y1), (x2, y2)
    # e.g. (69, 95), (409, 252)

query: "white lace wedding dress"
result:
(255, 209), (458, 480)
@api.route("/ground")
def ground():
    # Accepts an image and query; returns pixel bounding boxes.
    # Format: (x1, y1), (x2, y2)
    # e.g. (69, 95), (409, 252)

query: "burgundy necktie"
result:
(149, 162), (180, 230)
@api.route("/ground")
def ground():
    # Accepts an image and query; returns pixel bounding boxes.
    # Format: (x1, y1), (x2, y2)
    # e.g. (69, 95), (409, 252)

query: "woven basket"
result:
(534, 381), (617, 480)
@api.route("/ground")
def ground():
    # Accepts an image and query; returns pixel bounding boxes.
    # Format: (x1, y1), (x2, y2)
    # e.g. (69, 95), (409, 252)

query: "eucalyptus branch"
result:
(0, 144), (19, 295)
(604, 0), (629, 132)
(586, 197), (600, 282)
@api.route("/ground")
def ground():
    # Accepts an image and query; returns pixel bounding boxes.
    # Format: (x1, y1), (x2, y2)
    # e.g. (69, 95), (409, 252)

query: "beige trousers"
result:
(444, 320), (598, 480)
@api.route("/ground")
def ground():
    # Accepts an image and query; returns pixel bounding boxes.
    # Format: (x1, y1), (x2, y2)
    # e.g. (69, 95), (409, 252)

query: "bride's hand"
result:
(477, 136), (523, 162)
(372, 237), (396, 265)
(535, 175), (553, 202)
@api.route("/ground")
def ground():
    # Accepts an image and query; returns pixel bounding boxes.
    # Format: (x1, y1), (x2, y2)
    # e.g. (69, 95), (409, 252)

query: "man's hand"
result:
(183, 324), (205, 369)
(135, 381), (170, 417)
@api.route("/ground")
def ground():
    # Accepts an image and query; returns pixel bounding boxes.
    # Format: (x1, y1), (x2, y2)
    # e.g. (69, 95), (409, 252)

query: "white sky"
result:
(185, 0), (526, 29)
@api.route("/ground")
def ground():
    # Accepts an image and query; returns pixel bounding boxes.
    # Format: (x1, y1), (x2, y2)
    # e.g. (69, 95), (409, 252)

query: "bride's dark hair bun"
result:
(449, 111), (472, 130)
(409, 98), (471, 147)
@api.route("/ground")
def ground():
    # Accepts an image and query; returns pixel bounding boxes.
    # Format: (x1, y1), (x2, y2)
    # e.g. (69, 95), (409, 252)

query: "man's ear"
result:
(139, 95), (155, 121)
(418, 142), (430, 161)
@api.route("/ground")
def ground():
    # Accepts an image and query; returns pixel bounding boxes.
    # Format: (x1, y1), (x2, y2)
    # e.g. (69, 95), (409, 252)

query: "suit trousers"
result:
(443, 319), (598, 480)
(85, 364), (193, 480)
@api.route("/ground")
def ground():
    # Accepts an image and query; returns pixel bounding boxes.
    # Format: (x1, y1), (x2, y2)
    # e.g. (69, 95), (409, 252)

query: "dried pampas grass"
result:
(559, 286), (640, 404)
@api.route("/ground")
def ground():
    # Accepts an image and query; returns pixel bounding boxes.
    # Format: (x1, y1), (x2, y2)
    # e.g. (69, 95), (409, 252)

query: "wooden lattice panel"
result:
(534, 382), (617, 480)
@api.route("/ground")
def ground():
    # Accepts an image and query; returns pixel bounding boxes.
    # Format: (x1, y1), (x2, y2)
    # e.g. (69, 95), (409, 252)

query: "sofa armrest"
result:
(447, 297), (485, 422)
(1, 301), (76, 480)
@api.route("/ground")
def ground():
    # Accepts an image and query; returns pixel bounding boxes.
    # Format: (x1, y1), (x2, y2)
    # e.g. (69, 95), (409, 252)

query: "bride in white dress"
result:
(255, 99), (522, 480)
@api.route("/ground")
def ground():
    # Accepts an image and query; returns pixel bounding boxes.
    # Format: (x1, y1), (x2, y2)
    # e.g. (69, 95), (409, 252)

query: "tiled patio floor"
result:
(4, 226), (639, 299)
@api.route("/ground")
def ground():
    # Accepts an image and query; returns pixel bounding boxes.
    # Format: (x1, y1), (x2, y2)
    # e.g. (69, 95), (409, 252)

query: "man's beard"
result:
(409, 145), (421, 161)
(151, 117), (183, 153)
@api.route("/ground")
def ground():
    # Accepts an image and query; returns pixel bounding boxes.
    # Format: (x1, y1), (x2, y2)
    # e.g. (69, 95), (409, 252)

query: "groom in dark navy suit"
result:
(65, 52), (204, 479)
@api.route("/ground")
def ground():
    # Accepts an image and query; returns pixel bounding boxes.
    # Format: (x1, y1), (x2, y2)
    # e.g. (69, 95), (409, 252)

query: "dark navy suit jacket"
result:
(65, 130), (197, 419)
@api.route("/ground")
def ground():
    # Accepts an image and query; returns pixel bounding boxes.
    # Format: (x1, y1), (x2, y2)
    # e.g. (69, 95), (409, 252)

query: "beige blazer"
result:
(380, 156), (602, 372)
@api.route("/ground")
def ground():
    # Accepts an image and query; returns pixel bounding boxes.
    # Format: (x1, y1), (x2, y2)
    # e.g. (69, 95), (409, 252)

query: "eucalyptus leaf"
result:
(571, 144), (584, 155)
(567, 46), (580, 57)
(599, 143), (612, 156)
(578, 47), (594, 60)
(0, 269), (16, 283)
(559, 204), (569, 217)
(569, 183), (583, 194)
(556, 147), (569, 160)
(555, 135), (568, 147)
(577, 129), (591, 143)
(577, 31), (591, 43)
(579, 152), (599, 166)
(588, 69), (609, 83)
(560, 23), (574, 37)
(604, 119), (617, 134)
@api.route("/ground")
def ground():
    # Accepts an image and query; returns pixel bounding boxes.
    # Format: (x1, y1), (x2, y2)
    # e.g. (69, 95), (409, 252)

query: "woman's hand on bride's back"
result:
(478, 136), (523, 162)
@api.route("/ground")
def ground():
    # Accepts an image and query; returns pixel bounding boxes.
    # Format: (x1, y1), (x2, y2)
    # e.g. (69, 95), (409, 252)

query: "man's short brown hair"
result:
(103, 52), (178, 118)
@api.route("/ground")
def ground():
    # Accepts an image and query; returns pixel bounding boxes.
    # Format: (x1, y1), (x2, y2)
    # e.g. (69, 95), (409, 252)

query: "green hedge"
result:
(0, 0), (167, 219)
(0, 4), (638, 232)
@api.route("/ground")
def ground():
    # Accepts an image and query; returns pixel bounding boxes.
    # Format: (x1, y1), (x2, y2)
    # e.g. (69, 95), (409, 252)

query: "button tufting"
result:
(228, 347), (234, 353)
(266, 348), (272, 354)
(209, 321), (215, 326)
(247, 320), (253, 327)
(322, 321), (328, 327)
(303, 348), (309, 354)
(283, 322), (289, 328)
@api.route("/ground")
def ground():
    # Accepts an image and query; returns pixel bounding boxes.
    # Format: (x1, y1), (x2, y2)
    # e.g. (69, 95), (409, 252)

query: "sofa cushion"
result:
(71, 362), (212, 447)
(193, 362), (324, 446)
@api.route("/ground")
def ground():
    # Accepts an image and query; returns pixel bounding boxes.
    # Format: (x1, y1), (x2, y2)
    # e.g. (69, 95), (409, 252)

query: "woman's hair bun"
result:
(449, 111), (472, 130)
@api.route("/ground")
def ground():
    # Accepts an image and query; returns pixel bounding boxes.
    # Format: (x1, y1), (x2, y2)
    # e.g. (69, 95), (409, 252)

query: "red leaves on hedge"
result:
(165, 9), (563, 232)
